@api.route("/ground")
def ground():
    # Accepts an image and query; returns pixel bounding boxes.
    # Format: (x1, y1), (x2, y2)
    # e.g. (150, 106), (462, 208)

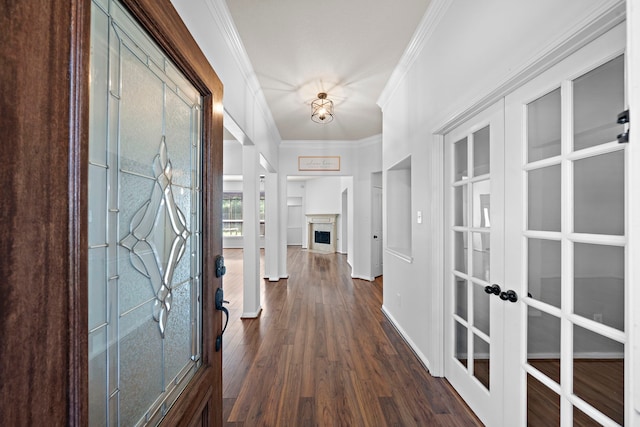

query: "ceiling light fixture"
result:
(311, 92), (334, 124)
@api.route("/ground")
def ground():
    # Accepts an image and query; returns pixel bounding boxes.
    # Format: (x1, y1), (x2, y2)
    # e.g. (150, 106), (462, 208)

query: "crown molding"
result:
(377, 0), (453, 110)
(202, 0), (282, 143)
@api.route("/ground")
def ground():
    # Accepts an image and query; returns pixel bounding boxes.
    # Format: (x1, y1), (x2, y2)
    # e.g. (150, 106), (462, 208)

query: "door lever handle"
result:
(215, 287), (229, 352)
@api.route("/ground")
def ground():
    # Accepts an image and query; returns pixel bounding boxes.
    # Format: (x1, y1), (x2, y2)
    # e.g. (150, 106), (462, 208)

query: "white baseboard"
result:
(381, 305), (433, 374)
(351, 274), (374, 281)
(241, 307), (262, 318)
(268, 277), (280, 282)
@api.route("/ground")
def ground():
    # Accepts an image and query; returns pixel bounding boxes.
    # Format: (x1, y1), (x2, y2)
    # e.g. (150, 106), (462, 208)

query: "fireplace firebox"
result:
(315, 230), (331, 245)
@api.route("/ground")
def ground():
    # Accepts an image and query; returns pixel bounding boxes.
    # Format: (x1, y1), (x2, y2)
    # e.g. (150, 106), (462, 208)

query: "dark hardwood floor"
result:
(221, 247), (482, 426)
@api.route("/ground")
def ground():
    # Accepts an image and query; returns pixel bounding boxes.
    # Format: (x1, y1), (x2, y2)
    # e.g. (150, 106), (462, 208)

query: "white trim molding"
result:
(385, 248), (413, 264)
(351, 274), (374, 282)
(241, 307), (263, 319)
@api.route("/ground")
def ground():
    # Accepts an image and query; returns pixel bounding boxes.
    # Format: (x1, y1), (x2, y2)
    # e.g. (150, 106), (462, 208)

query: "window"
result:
(222, 192), (265, 236)
(222, 192), (243, 235)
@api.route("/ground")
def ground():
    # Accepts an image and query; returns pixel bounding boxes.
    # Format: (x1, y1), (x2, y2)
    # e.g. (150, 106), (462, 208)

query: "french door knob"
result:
(499, 290), (518, 303)
(484, 284), (501, 295)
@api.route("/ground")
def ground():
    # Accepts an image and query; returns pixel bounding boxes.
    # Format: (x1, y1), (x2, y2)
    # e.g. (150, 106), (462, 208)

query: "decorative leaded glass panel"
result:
(88, 0), (203, 424)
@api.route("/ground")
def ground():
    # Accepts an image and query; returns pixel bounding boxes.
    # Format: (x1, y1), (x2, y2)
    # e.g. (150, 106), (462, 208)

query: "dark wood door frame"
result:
(0, 1), (223, 425)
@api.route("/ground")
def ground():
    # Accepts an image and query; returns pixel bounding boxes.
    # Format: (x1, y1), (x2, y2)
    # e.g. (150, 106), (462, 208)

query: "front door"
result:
(88, 0), (223, 425)
(444, 22), (627, 427)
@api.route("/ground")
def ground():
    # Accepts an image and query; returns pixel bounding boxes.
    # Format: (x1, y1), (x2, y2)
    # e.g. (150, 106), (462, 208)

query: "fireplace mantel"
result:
(306, 213), (338, 223)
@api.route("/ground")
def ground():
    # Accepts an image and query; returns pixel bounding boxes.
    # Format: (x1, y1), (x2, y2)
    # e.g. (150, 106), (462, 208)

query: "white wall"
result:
(378, 0), (623, 375)
(305, 176), (342, 214)
(223, 139), (243, 175)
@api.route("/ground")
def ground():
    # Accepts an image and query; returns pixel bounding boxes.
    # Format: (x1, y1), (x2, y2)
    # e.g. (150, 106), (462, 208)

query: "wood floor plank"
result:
(221, 247), (482, 426)
(348, 372), (388, 426)
(378, 396), (404, 426)
(297, 397), (315, 426)
(274, 357), (302, 424)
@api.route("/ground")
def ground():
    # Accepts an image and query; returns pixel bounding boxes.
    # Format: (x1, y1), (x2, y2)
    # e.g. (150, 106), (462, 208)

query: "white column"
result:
(263, 171), (279, 281)
(241, 145), (261, 317)
(278, 172), (289, 279)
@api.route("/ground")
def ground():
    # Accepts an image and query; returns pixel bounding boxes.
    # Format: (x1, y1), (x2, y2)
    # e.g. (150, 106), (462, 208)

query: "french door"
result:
(444, 100), (506, 426)
(445, 23), (627, 426)
(505, 23), (627, 426)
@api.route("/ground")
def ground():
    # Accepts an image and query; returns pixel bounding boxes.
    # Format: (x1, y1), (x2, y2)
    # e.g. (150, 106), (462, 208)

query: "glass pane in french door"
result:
(573, 55), (625, 151)
(88, 0), (203, 425)
(528, 88), (561, 163)
(523, 53), (626, 426)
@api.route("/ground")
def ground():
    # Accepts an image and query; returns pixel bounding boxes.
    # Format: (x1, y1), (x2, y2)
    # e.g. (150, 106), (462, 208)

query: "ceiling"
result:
(225, 0), (432, 141)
